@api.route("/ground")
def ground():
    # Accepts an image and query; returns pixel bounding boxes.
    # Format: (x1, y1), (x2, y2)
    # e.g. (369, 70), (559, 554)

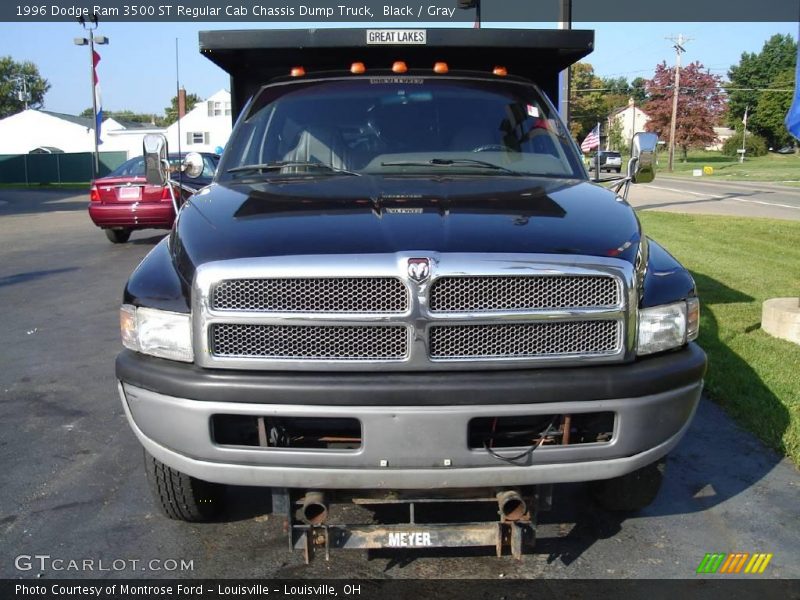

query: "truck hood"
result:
(172, 175), (642, 283)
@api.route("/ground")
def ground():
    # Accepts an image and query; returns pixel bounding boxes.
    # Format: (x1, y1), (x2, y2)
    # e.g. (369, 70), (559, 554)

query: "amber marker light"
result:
(350, 62), (366, 74)
(433, 62), (449, 74)
(392, 61), (408, 73)
(493, 66), (508, 76)
(290, 66), (306, 77)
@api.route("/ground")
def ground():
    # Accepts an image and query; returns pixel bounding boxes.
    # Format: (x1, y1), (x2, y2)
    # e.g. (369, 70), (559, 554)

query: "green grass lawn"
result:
(656, 150), (800, 183)
(638, 211), (800, 465)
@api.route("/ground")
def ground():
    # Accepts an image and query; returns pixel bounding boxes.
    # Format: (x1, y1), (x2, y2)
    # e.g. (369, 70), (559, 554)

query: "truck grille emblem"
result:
(407, 258), (431, 283)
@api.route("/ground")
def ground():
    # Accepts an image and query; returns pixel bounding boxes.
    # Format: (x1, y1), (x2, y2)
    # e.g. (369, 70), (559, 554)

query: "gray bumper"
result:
(119, 378), (702, 489)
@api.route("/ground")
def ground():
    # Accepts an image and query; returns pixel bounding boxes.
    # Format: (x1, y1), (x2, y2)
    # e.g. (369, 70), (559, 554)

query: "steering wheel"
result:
(472, 144), (512, 153)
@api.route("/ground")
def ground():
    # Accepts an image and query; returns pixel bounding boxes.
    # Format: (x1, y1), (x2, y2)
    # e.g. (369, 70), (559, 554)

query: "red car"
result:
(88, 153), (219, 243)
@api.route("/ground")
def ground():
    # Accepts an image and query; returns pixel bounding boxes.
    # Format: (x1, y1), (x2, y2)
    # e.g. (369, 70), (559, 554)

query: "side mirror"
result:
(143, 134), (169, 186)
(183, 152), (204, 179)
(630, 132), (658, 184)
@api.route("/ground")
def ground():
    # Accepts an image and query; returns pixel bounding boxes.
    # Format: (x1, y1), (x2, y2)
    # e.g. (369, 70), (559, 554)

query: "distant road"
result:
(627, 177), (800, 221)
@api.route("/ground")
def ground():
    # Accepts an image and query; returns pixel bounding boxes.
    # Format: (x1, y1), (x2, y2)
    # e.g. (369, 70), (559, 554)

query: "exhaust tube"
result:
(496, 490), (527, 521)
(298, 491), (328, 525)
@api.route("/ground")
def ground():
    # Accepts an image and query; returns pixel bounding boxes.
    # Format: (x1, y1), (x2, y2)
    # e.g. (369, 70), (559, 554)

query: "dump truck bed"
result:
(199, 28), (594, 118)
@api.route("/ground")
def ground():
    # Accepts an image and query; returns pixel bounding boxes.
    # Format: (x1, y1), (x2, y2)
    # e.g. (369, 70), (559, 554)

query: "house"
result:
(165, 89), (232, 154)
(100, 117), (166, 158)
(0, 109), (167, 158)
(608, 98), (650, 149)
(0, 109), (96, 154)
(706, 127), (736, 151)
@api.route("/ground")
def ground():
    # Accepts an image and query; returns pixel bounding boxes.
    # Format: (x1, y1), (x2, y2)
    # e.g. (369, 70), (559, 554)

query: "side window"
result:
(186, 132), (209, 145)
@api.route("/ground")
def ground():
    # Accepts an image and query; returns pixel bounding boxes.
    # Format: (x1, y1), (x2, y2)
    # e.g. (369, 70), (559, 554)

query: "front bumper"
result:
(117, 344), (706, 489)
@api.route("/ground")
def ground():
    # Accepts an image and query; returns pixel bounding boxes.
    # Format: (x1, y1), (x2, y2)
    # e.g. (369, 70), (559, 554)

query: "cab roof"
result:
(199, 28), (594, 119)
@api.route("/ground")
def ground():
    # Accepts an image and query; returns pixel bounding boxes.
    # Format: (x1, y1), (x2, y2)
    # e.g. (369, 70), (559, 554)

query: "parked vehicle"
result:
(115, 29), (705, 559)
(588, 150), (623, 173)
(88, 153), (218, 243)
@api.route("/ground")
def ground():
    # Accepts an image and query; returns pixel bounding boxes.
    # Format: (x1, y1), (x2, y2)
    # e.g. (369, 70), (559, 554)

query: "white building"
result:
(706, 126), (736, 151)
(165, 89), (232, 154)
(608, 99), (651, 148)
(100, 117), (166, 158)
(0, 89), (233, 158)
(0, 109), (96, 154)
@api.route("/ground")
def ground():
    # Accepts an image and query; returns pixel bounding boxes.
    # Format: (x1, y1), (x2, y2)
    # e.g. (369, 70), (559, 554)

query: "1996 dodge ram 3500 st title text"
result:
(115, 29), (706, 558)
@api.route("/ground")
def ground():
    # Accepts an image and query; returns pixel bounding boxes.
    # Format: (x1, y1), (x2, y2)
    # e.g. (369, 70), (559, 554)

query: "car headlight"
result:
(637, 298), (700, 356)
(120, 304), (193, 362)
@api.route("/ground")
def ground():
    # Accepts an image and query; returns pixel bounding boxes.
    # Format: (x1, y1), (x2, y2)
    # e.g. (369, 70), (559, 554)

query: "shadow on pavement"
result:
(0, 267), (80, 288)
(0, 188), (90, 216)
(637, 188), (774, 212)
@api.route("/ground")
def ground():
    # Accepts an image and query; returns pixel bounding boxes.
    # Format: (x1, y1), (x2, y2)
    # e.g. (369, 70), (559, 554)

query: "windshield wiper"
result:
(380, 158), (522, 176)
(227, 161), (361, 176)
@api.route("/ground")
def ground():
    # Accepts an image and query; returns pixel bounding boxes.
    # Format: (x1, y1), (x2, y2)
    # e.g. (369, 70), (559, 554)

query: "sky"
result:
(0, 20), (796, 116)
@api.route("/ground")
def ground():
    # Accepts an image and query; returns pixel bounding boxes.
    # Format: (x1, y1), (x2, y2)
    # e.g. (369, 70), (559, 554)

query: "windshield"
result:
(107, 155), (218, 179)
(218, 77), (586, 181)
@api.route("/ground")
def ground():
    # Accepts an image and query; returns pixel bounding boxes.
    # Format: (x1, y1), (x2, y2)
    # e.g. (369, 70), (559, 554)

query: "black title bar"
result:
(4, 0), (800, 22)
(3, 579), (800, 600)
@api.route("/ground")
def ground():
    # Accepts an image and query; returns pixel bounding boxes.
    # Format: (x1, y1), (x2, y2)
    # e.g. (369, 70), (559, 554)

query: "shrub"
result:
(721, 131), (768, 157)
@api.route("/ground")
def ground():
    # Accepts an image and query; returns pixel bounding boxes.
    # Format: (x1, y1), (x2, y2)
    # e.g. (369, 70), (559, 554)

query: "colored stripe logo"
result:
(696, 553), (773, 574)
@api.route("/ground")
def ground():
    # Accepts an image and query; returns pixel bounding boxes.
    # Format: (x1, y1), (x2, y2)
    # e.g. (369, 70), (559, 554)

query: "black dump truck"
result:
(116, 28), (706, 560)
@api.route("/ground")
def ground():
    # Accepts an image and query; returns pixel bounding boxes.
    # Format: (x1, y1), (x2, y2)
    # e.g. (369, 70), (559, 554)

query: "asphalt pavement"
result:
(0, 188), (798, 579)
(628, 177), (800, 221)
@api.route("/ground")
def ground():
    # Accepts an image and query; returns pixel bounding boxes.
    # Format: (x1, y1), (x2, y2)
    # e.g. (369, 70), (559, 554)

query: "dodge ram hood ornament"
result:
(407, 258), (431, 283)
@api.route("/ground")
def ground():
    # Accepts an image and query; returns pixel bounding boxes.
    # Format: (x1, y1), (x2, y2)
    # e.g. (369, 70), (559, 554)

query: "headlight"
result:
(637, 298), (700, 356)
(120, 304), (193, 362)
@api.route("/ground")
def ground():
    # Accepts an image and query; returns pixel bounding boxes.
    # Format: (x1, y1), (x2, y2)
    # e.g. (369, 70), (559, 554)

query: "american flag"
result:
(580, 124), (600, 152)
(93, 49), (103, 145)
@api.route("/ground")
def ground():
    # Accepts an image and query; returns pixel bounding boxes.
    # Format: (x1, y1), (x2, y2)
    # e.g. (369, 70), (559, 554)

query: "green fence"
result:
(0, 151), (127, 184)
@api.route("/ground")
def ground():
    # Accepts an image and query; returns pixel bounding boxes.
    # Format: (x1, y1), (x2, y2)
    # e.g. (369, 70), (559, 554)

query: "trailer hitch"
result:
(274, 487), (547, 563)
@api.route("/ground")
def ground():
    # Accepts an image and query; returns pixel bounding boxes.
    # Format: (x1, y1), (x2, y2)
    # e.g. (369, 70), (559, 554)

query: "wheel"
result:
(144, 451), (224, 521)
(615, 168), (622, 173)
(590, 458), (666, 512)
(105, 228), (131, 244)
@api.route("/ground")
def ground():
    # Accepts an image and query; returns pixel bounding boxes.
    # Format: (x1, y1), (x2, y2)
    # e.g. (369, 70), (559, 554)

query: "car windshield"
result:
(107, 155), (218, 179)
(218, 77), (585, 181)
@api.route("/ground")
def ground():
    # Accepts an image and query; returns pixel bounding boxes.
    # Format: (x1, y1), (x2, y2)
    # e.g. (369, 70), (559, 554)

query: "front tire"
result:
(144, 451), (224, 521)
(590, 458), (666, 512)
(105, 228), (131, 244)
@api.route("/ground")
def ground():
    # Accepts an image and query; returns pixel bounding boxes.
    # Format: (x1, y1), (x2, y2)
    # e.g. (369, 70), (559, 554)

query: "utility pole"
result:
(74, 14), (109, 180)
(740, 105), (749, 163)
(666, 34), (690, 172)
(558, 0), (572, 124)
(14, 76), (32, 109)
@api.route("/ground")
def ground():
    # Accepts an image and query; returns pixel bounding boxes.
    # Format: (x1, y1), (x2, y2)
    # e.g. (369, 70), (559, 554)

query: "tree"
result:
(0, 56), (50, 118)
(721, 131), (768, 157)
(569, 62), (607, 139)
(81, 108), (160, 126)
(644, 61), (725, 160)
(752, 68), (796, 149)
(607, 117), (625, 152)
(726, 34), (797, 146)
(163, 91), (201, 126)
(630, 77), (648, 104)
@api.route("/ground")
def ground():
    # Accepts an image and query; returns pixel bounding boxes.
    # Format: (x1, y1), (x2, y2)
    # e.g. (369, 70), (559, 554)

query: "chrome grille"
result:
(429, 275), (620, 312)
(212, 277), (408, 313)
(194, 254), (633, 371)
(211, 324), (409, 361)
(429, 321), (621, 359)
